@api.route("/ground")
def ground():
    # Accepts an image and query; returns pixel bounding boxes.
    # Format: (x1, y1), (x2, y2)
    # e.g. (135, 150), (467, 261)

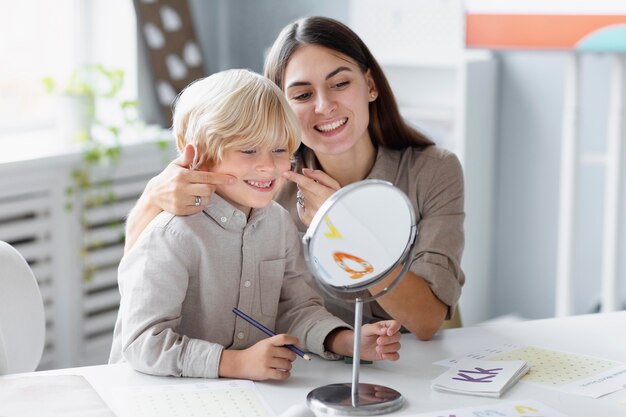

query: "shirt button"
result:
(237, 332), (245, 340)
(244, 280), (251, 288)
(220, 216), (227, 223)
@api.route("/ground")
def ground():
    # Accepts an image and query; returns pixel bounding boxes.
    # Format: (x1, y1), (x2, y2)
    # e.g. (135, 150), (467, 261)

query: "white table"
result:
(5, 311), (626, 416)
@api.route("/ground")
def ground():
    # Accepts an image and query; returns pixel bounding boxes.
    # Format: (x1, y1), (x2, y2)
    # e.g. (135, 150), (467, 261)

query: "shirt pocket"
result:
(259, 259), (286, 318)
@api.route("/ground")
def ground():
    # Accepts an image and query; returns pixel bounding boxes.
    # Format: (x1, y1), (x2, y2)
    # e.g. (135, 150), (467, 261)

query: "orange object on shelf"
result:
(466, 13), (626, 50)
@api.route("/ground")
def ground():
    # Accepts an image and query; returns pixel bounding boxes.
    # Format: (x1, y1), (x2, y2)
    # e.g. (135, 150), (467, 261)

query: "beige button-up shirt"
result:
(277, 145), (465, 323)
(109, 194), (349, 378)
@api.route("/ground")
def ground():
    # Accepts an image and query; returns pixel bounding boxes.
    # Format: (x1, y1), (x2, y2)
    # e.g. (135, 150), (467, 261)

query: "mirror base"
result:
(306, 383), (403, 415)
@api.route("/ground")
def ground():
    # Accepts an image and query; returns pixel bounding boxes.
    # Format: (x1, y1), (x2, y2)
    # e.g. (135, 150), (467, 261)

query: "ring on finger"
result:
(194, 195), (202, 207)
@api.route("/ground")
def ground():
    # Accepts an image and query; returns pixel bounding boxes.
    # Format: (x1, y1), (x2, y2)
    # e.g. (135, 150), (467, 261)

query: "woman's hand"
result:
(359, 320), (401, 362)
(325, 321), (401, 362)
(149, 143), (235, 215)
(282, 168), (340, 226)
(124, 144), (235, 252)
(218, 334), (299, 381)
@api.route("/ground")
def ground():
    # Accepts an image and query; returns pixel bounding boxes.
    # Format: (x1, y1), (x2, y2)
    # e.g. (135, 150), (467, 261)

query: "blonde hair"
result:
(172, 69), (301, 168)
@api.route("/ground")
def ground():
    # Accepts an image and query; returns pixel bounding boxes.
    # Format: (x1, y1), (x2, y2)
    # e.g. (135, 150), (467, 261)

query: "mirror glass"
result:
(303, 180), (416, 297)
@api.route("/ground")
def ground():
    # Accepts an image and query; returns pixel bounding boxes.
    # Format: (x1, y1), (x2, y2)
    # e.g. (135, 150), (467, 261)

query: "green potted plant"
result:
(43, 64), (141, 206)
(43, 65), (125, 144)
(43, 65), (142, 280)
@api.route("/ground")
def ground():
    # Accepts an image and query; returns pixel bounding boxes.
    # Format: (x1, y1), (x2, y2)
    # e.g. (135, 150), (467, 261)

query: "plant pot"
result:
(56, 94), (95, 146)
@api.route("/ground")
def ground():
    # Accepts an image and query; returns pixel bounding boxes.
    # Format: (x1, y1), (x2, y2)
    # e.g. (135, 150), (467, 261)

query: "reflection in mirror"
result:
(302, 180), (416, 415)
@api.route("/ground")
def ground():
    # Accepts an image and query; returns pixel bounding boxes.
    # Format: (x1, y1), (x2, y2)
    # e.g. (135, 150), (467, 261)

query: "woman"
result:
(125, 17), (465, 341)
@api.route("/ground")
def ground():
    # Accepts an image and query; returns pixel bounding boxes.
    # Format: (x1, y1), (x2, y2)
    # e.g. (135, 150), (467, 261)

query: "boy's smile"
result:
(244, 178), (275, 191)
(208, 144), (291, 217)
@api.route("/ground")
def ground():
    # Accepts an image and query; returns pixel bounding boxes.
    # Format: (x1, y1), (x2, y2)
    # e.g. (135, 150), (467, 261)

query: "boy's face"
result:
(209, 142), (292, 216)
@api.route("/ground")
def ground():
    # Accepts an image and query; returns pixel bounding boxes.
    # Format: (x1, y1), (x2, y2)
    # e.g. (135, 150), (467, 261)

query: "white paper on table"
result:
(0, 374), (115, 417)
(434, 343), (626, 398)
(433, 342), (521, 367)
(404, 399), (571, 417)
(112, 379), (276, 417)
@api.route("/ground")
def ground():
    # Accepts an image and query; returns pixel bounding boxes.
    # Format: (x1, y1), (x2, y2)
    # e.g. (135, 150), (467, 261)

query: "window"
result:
(0, 0), (137, 155)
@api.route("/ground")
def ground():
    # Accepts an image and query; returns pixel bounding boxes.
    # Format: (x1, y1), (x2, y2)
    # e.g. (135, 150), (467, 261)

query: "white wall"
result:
(493, 52), (626, 319)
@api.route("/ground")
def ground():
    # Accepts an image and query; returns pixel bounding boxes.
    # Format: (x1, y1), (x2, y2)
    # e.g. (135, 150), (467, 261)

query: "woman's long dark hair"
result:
(264, 16), (434, 150)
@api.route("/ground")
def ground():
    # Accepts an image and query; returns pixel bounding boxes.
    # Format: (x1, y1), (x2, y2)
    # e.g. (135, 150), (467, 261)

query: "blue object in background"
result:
(576, 24), (626, 52)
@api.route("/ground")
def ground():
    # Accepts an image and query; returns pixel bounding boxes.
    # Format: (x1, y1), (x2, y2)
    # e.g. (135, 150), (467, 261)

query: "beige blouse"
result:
(276, 145), (465, 323)
(109, 194), (349, 378)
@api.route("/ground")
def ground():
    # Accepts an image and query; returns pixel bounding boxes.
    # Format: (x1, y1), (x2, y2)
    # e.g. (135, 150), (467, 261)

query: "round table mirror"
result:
(302, 179), (417, 415)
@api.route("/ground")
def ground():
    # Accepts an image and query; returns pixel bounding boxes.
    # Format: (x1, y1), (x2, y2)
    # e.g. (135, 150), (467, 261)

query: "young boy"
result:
(109, 69), (401, 380)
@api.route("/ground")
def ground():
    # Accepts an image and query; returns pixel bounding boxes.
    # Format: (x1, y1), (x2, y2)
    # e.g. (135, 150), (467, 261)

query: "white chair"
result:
(0, 241), (45, 374)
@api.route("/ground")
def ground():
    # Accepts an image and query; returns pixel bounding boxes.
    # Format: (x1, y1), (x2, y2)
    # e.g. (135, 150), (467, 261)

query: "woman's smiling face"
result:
(283, 44), (377, 158)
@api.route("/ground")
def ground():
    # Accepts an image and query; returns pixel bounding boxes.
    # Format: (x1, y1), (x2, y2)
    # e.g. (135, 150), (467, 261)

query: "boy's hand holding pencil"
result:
(219, 333), (299, 381)
(232, 307), (310, 360)
(219, 308), (307, 381)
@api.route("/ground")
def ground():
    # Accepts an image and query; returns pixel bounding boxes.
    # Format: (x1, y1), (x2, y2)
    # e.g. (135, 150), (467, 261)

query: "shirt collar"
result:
(203, 194), (267, 230)
(366, 146), (400, 182)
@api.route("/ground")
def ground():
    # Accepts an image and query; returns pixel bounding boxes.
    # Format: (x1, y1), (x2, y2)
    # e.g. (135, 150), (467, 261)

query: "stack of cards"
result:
(432, 359), (530, 398)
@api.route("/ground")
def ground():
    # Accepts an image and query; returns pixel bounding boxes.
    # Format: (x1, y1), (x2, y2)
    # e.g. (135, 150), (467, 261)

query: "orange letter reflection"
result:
(333, 252), (374, 279)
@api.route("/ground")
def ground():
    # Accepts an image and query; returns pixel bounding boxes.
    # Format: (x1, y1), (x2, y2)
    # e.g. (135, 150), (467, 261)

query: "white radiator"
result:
(0, 140), (173, 369)
(0, 183), (56, 369)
